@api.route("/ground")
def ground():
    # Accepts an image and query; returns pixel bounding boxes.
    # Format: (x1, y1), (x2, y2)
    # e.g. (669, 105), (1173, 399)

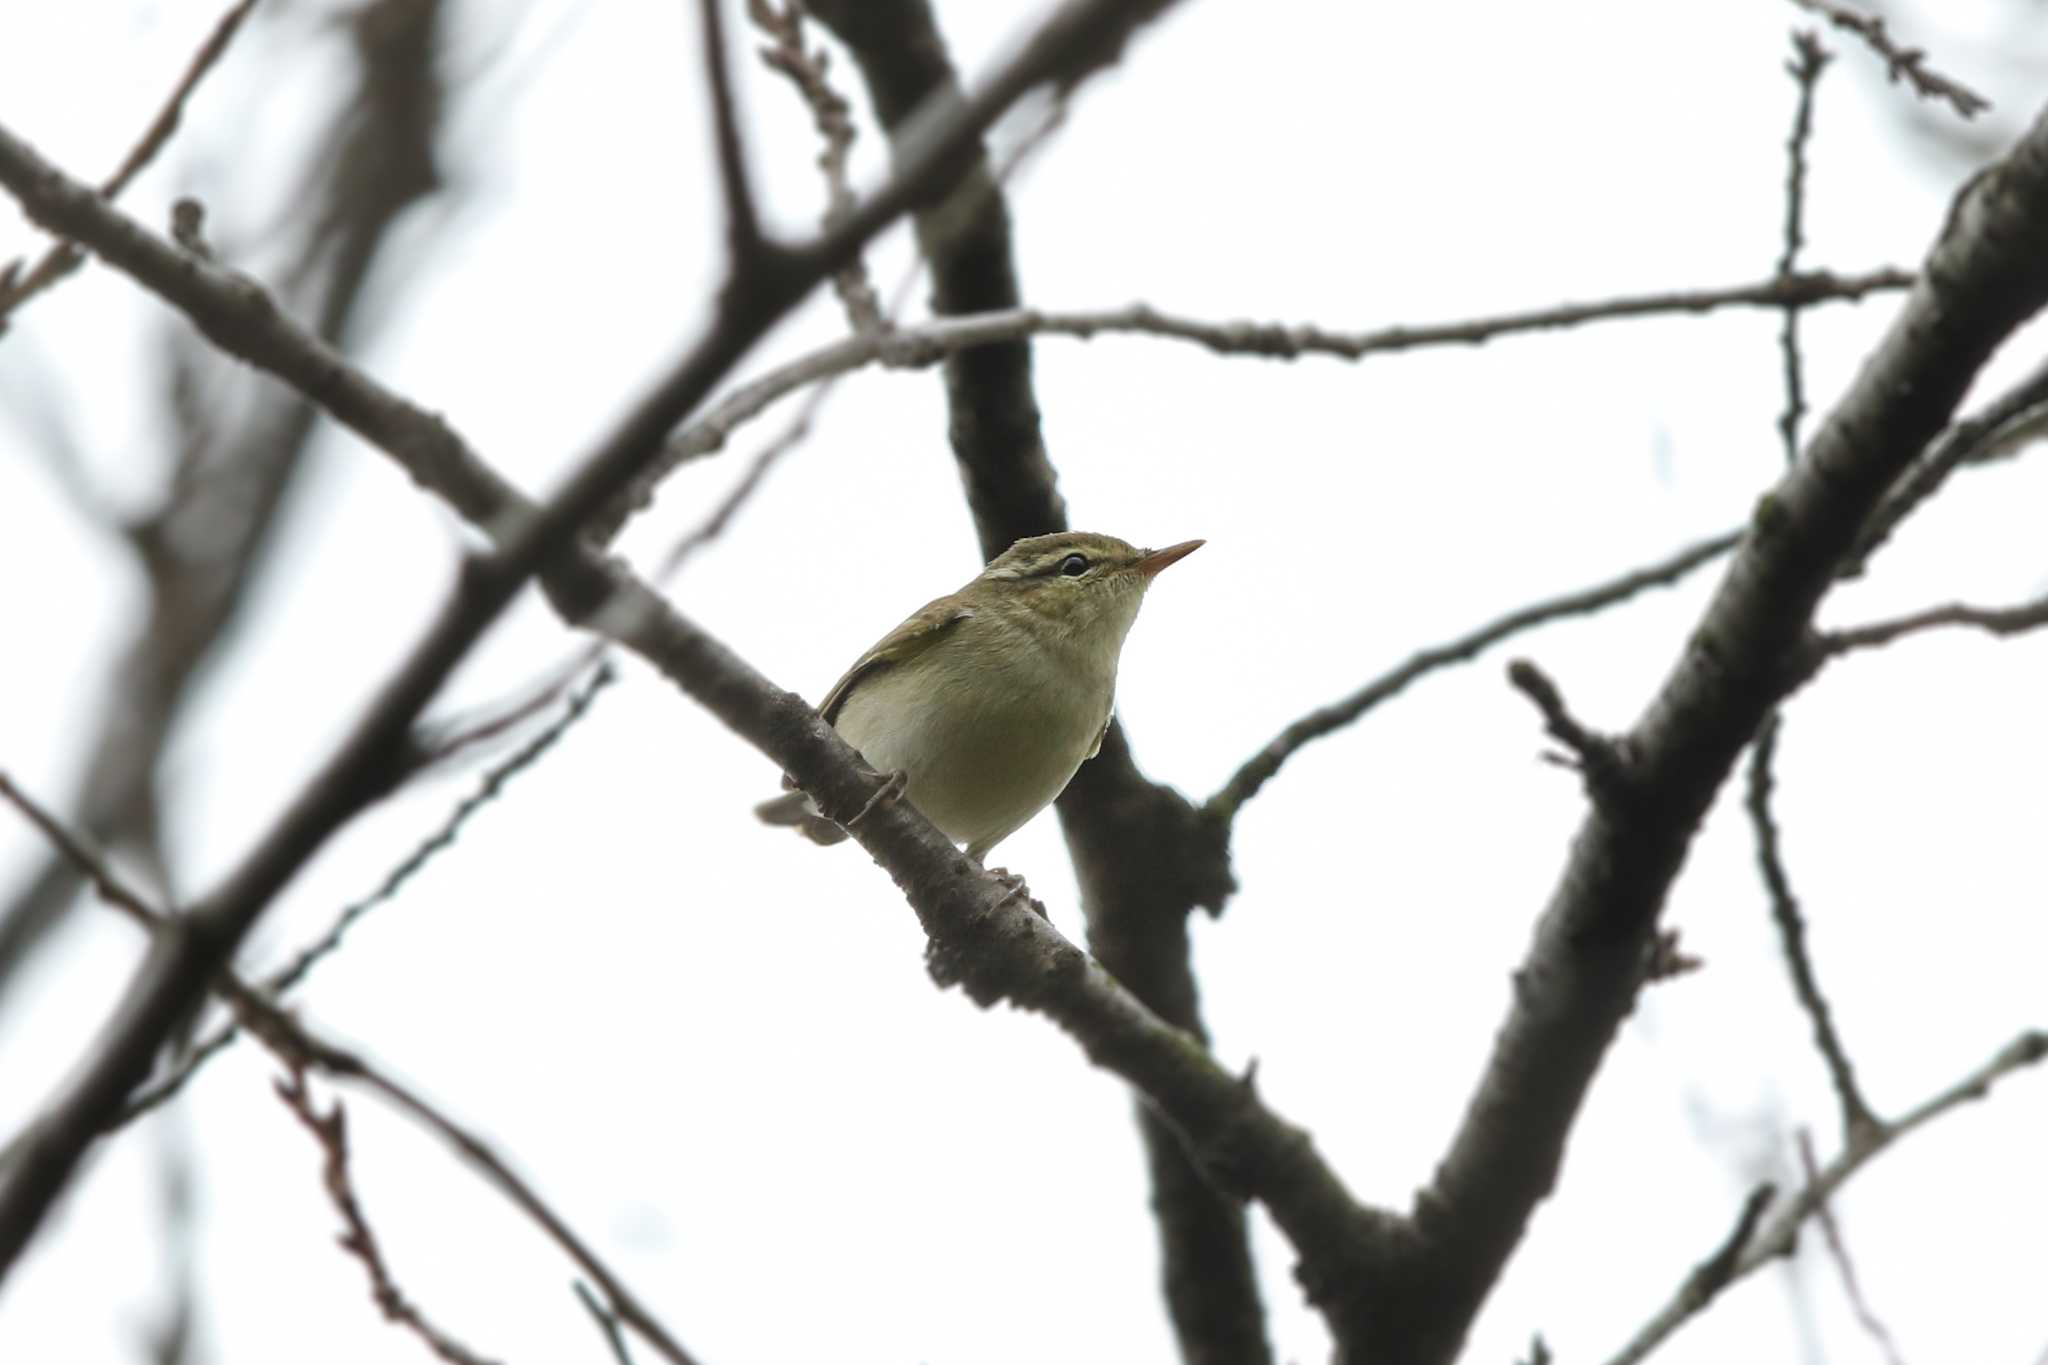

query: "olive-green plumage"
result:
(756, 531), (1201, 861)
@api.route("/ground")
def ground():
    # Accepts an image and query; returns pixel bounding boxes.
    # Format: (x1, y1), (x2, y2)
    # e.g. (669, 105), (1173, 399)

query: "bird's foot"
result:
(986, 867), (1049, 920)
(846, 768), (909, 830)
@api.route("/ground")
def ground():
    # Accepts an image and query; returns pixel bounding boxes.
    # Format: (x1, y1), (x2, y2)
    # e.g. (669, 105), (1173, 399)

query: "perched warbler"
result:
(756, 530), (1202, 861)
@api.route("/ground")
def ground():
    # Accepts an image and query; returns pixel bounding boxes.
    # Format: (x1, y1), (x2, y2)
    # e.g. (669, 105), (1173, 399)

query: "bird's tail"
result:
(754, 791), (850, 846)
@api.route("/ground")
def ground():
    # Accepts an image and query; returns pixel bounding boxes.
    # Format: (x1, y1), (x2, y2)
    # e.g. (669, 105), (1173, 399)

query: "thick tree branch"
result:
(803, 4), (1260, 1360)
(0, 0), (1191, 1284)
(1381, 104), (2048, 1365)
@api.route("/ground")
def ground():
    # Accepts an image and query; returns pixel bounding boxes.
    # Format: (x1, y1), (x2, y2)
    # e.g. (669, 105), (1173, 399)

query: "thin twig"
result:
(1817, 592), (2048, 657)
(0, 783), (705, 1365)
(1797, 1130), (1909, 1365)
(0, 774), (162, 932)
(0, 0), (1199, 1277)
(1603, 1183), (1778, 1365)
(238, 996), (706, 1365)
(274, 1066), (501, 1365)
(598, 270), (1913, 542)
(1203, 531), (1737, 825)
(1786, 0), (1990, 119)
(112, 664), (618, 1131)
(0, 0), (262, 330)
(575, 1281), (640, 1365)
(1776, 32), (1832, 465)
(1846, 349), (2048, 574)
(1601, 1031), (2048, 1365)
(1505, 660), (1634, 802)
(1746, 713), (1880, 1140)
(748, 0), (883, 332)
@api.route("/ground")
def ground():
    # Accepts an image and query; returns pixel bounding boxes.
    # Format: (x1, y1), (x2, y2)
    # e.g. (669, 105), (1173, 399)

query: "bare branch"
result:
(1745, 713), (1880, 1140)
(255, 1019), (706, 1365)
(1797, 1130), (1909, 1365)
(1845, 345), (2048, 573)
(803, 6), (1264, 1360)
(0, 0), (1199, 1284)
(106, 659), (621, 1130)
(574, 1281), (639, 1365)
(0, 0), (261, 331)
(1604, 1031), (2047, 1365)
(0, 0), (446, 1009)
(1602, 1183), (1776, 1365)
(1505, 660), (1635, 804)
(0, 783), (705, 1365)
(272, 662), (615, 984)
(1394, 103), (2048, 1365)
(697, 0), (765, 260)
(274, 1067), (501, 1365)
(1817, 591), (2048, 657)
(0, 774), (161, 933)
(1786, 0), (1991, 119)
(748, 0), (884, 332)
(1776, 32), (1832, 464)
(1207, 530), (1738, 826)
(598, 268), (1913, 544)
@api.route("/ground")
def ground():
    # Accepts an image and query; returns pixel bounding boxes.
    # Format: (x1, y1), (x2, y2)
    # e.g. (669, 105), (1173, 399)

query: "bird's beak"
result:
(1135, 539), (1204, 579)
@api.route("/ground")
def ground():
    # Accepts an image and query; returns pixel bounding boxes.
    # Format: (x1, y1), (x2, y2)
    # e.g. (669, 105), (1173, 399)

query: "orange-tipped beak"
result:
(1135, 539), (1204, 579)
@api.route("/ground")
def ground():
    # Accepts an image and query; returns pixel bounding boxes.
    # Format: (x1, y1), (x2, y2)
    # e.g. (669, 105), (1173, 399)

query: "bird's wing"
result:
(817, 598), (977, 726)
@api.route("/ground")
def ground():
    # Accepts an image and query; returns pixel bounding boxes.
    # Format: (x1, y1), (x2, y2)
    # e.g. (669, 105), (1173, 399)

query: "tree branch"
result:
(804, 5), (1260, 1360)
(1816, 590), (2048, 656)
(1796, 1129), (1908, 1365)
(0, 0), (446, 1011)
(1776, 31), (1831, 464)
(0, 0), (1192, 1283)
(1745, 713), (1880, 1140)
(1384, 101), (2048, 1365)
(696, 0), (765, 260)
(4, 758), (705, 1365)
(1207, 529), (1739, 828)
(1602, 1031), (2047, 1365)
(0, 0), (261, 331)
(1843, 346), (2048, 575)
(274, 1067), (501, 1365)
(1786, 0), (1990, 119)
(108, 663), (618, 1132)
(597, 270), (1915, 540)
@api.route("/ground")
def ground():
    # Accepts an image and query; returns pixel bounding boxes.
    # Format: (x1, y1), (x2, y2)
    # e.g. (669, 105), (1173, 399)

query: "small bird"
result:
(756, 530), (1202, 862)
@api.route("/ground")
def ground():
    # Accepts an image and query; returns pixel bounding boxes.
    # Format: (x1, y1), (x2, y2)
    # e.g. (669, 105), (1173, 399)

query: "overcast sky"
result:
(2, 3), (2045, 1363)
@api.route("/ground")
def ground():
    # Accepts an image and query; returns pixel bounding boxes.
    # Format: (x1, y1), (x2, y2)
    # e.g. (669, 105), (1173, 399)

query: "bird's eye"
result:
(1059, 554), (1090, 577)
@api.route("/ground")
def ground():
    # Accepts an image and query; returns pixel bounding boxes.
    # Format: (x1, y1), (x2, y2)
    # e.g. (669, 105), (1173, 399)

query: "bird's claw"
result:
(847, 769), (909, 829)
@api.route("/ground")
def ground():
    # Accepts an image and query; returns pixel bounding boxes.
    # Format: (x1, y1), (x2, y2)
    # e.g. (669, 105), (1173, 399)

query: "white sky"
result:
(2, 2), (2045, 1363)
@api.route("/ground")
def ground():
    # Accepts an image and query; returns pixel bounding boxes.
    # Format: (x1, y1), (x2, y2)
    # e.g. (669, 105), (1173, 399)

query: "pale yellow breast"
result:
(833, 620), (1113, 860)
